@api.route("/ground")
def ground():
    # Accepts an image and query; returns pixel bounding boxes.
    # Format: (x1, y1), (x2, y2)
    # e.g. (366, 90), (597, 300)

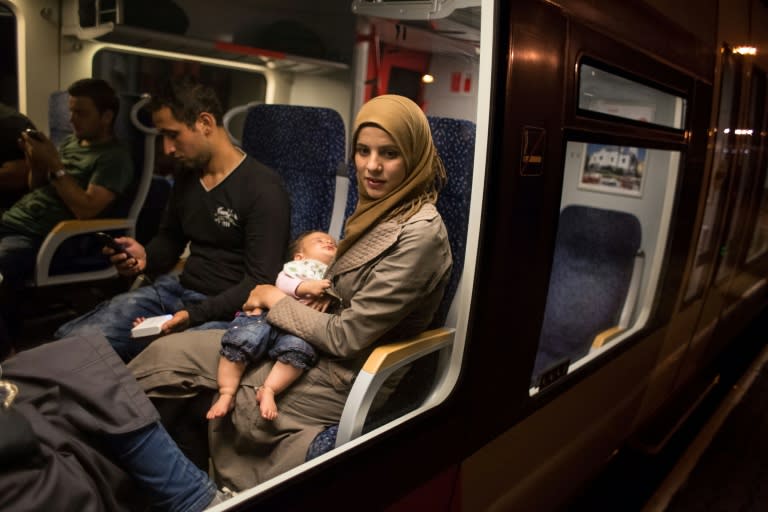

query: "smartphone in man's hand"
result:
(95, 232), (128, 256)
(23, 128), (45, 141)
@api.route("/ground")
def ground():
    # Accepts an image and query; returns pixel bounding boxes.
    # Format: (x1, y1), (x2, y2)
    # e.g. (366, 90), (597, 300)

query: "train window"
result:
(530, 140), (681, 393)
(714, 66), (766, 282)
(684, 54), (738, 301)
(578, 61), (686, 130)
(746, 69), (768, 263)
(92, 49), (267, 140)
(0, 3), (17, 107)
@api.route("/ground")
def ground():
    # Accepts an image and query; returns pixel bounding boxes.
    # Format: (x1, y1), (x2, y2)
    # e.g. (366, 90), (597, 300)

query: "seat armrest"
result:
(335, 327), (455, 447)
(34, 218), (132, 286)
(591, 326), (623, 350)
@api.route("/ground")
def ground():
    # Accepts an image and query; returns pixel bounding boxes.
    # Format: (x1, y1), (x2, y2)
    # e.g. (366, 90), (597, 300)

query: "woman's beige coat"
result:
(129, 203), (452, 490)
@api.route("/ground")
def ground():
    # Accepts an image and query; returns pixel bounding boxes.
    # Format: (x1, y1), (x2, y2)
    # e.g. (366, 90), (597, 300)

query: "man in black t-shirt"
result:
(0, 103), (35, 209)
(55, 77), (291, 362)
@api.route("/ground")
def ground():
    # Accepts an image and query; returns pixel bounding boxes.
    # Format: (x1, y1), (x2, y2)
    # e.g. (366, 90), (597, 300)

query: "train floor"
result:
(567, 310), (768, 511)
(12, 277), (131, 352)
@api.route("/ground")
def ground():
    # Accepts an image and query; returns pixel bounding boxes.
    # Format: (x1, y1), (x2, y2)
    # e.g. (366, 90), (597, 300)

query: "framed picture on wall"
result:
(578, 144), (646, 197)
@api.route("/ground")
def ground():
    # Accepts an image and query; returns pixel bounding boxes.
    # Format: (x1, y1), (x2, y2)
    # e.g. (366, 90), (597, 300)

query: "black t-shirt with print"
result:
(146, 155), (291, 325)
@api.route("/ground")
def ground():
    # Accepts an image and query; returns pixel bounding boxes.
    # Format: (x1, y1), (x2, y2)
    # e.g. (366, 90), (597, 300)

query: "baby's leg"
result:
(256, 361), (303, 420)
(206, 357), (246, 419)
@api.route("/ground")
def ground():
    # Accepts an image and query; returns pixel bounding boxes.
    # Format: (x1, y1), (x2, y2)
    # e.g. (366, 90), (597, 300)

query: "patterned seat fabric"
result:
(306, 115), (476, 460)
(531, 205), (642, 382)
(305, 425), (339, 461)
(48, 91), (72, 147)
(241, 104), (345, 241)
(428, 116), (475, 326)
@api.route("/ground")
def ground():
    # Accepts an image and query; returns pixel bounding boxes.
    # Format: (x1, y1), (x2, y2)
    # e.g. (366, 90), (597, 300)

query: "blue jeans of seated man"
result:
(54, 274), (230, 362)
(221, 312), (317, 370)
(0, 225), (43, 341)
(0, 225), (43, 288)
(105, 422), (217, 512)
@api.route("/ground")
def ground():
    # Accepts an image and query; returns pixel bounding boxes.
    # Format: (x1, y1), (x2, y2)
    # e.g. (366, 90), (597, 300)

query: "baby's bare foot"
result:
(206, 393), (234, 419)
(256, 386), (278, 420)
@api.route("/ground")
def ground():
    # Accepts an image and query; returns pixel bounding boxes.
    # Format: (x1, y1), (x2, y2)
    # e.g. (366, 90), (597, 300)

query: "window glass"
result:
(684, 58), (736, 301)
(0, 4), (18, 108)
(579, 62), (686, 130)
(719, 67), (766, 272)
(92, 49), (267, 141)
(530, 140), (681, 394)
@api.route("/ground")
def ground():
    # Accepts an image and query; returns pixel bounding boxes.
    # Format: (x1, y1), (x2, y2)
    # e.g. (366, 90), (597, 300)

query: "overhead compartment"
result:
(61, 0), (349, 74)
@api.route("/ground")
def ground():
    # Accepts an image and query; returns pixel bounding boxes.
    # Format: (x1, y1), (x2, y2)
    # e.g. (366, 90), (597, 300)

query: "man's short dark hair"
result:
(147, 76), (224, 127)
(67, 78), (120, 123)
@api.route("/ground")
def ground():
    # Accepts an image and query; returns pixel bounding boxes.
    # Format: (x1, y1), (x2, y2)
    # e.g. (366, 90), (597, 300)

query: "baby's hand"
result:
(133, 316), (146, 327)
(296, 279), (331, 298)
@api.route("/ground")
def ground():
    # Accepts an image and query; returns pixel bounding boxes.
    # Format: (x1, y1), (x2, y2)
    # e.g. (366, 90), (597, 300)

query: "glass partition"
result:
(93, 49), (267, 141)
(578, 62), (686, 130)
(530, 140), (681, 394)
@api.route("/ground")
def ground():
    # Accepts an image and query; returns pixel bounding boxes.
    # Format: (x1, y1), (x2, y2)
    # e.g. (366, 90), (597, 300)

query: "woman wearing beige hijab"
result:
(129, 94), (453, 490)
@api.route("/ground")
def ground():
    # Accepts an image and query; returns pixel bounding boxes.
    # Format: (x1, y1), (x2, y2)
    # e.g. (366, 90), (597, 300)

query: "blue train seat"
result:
(342, 115), (475, 324)
(240, 104), (346, 241)
(306, 115), (476, 459)
(531, 205), (643, 385)
(31, 92), (157, 287)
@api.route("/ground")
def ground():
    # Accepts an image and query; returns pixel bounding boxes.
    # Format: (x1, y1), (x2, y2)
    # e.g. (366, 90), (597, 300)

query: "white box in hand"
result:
(131, 314), (173, 338)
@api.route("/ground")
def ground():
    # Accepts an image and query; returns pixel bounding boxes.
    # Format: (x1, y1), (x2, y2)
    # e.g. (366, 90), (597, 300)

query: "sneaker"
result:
(207, 487), (237, 508)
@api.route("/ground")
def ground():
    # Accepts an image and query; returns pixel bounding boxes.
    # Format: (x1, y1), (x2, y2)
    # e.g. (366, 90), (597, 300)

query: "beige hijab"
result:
(337, 95), (446, 258)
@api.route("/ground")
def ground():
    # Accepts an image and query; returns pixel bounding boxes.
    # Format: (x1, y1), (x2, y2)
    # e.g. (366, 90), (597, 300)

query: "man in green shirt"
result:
(0, 78), (133, 345)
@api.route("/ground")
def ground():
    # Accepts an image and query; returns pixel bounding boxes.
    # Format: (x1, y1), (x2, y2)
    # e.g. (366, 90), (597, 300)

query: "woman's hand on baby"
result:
(304, 295), (333, 312)
(296, 279), (331, 298)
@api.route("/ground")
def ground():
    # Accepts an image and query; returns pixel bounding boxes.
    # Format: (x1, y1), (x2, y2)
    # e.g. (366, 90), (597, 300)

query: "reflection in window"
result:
(578, 63), (686, 130)
(93, 50), (267, 140)
(684, 57), (736, 301)
(530, 141), (681, 394)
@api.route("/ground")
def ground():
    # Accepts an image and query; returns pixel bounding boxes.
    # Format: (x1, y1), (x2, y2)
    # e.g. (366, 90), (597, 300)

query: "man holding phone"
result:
(54, 77), (290, 362)
(0, 79), (133, 342)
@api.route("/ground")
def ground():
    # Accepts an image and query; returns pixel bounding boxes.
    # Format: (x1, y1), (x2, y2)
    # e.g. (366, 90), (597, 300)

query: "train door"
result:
(679, 48), (766, 384)
(706, 59), (768, 349)
(626, 48), (736, 448)
(460, 0), (706, 508)
(634, 48), (768, 452)
(740, 68), (768, 279)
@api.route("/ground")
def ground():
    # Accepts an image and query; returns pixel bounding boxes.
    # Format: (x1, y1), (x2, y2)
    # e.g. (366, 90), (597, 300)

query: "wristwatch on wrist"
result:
(49, 168), (67, 181)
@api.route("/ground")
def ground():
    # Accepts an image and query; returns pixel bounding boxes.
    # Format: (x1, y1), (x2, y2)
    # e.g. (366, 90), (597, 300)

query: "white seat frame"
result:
(32, 95), (157, 287)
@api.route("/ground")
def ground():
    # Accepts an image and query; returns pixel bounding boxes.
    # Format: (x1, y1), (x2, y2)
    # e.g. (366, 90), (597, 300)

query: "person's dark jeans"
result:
(0, 224), (43, 345)
(104, 422), (217, 512)
(0, 225), (43, 287)
(151, 393), (215, 472)
(221, 312), (317, 369)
